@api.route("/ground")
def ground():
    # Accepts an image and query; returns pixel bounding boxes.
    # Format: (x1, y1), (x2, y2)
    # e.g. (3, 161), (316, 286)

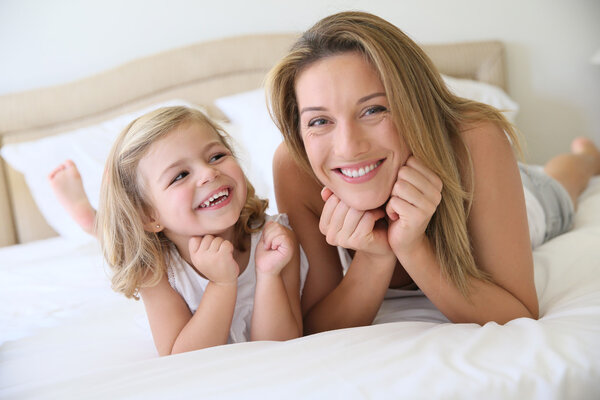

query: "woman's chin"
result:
(340, 195), (388, 212)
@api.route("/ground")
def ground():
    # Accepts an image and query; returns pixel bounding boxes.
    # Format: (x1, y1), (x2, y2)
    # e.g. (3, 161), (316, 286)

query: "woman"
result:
(266, 11), (600, 333)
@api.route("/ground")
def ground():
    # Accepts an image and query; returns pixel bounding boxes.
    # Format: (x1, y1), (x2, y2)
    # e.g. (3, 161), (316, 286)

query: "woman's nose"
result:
(334, 121), (370, 159)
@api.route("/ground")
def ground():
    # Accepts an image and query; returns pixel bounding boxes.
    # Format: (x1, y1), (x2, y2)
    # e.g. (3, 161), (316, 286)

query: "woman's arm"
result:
(140, 274), (237, 356)
(273, 144), (397, 334)
(389, 122), (538, 324)
(251, 221), (303, 340)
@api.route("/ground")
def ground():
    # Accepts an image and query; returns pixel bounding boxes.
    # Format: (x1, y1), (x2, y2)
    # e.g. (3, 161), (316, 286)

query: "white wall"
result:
(1, 0), (599, 163)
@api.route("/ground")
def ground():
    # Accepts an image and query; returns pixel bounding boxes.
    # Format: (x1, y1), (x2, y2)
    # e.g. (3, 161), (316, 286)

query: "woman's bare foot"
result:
(48, 160), (97, 236)
(571, 137), (600, 175)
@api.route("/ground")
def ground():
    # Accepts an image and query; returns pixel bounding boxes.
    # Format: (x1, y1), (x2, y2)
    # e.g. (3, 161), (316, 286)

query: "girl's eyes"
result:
(170, 171), (189, 185)
(209, 152), (227, 163)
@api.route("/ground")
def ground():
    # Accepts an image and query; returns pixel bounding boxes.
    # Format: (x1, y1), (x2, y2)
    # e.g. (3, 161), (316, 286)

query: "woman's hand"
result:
(189, 235), (239, 284)
(385, 156), (443, 258)
(319, 187), (393, 259)
(255, 221), (296, 276)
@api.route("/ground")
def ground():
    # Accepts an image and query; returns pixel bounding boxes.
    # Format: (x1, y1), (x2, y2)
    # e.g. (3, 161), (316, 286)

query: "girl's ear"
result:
(142, 210), (163, 233)
(143, 219), (163, 233)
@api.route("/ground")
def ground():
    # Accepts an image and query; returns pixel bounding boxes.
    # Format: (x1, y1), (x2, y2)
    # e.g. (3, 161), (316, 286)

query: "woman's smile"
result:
(295, 52), (410, 210)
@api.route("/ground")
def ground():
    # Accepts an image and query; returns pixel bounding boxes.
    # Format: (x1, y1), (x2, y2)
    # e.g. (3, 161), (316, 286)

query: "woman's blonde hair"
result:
(266, 11), (521, 297)
(97, 106), (267, 299)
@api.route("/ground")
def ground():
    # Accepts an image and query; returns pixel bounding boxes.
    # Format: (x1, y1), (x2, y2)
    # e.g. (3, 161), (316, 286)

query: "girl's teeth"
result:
(341, 161), (381, 178)
(199, 189), (229, 208)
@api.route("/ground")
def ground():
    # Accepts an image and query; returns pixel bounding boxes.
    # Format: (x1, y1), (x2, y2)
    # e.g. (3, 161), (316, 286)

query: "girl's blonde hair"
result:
(266, 11), (521, 297)
(97, 106), (267, 299)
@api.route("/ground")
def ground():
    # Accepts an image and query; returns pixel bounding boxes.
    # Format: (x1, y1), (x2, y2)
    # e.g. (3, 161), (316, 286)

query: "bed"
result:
(1, 33), (599, 399)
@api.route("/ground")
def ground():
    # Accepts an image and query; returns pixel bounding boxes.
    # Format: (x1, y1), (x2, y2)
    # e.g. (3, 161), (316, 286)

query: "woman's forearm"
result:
(303, 251), (396, 334)
(396, 237), (537, 325)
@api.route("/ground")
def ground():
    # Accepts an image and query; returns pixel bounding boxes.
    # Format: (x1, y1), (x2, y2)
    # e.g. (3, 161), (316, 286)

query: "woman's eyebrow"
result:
(299, 92), (386, 115)
(358, 92), (386, 104)
(299, 106), (326, 115)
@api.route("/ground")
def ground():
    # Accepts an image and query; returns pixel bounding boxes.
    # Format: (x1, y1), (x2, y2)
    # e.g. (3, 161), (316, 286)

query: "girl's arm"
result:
(388, 121), (538, 324)
(273, 144), (397, 334)
(140, 275), (237, 356)
(142, 235), (240, 356)
(251, 221), (302, 340)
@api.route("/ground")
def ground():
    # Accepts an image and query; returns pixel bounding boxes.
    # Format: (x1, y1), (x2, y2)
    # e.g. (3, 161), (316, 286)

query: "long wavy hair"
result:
(266, 11), (521, 297)
(97, 106), (267, 299)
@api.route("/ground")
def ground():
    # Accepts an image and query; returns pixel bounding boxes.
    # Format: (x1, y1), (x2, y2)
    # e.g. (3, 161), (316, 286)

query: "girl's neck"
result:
(171, 229), (251, 277)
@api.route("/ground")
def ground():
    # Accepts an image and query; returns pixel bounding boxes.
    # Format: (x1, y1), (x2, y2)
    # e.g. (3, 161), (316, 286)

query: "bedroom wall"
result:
(1, 0), (599, 164)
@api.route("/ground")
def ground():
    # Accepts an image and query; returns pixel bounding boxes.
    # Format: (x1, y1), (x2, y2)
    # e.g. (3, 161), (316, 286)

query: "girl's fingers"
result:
(189, 236), (202, 253)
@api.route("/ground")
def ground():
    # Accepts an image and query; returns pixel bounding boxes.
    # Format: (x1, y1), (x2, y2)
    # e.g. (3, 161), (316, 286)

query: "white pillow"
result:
(441, 74), (519, 123)
(0, 100), (207, 242)
(215, 89), (282, 215)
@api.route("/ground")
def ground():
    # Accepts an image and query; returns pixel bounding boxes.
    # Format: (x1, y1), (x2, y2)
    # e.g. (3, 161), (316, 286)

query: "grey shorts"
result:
(519, 163), (574, 243)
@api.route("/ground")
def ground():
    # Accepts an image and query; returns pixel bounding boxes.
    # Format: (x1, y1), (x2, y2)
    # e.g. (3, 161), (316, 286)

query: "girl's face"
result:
(295, 52), (410, 211)
(138, 121), (247, 245)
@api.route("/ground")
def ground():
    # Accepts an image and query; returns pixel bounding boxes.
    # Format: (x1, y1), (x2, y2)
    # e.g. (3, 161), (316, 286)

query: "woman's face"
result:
(295, 52), (410, 211)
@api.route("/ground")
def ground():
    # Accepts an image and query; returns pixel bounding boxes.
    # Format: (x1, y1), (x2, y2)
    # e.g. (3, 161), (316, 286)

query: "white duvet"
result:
(2, 178), (600, 399)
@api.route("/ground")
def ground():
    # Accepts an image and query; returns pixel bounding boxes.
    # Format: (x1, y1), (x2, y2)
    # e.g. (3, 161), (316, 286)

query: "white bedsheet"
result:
(1, 178), (600, 399)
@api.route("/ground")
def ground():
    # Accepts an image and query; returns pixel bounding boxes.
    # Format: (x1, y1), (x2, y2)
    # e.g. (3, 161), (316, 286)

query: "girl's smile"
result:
(196, 186), (233, 210)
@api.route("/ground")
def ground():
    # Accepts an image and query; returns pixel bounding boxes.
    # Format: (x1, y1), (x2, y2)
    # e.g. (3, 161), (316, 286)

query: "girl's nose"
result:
(334, 121), (370, 159)
(197, 166), (219, 186)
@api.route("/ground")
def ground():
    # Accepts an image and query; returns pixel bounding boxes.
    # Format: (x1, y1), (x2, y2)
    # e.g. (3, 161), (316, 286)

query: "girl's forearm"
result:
(303, 251), (396, 334)
(171, 282), (237, 354)
(395, 238), (536, 325)
(251, 274), (301, 341)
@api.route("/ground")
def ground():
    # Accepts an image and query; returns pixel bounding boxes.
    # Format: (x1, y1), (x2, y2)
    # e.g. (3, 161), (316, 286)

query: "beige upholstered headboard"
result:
(0, 34), (505, 246)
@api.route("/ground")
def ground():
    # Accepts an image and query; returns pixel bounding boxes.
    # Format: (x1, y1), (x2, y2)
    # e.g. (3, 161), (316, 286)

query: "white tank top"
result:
(166, 214), (308, 343)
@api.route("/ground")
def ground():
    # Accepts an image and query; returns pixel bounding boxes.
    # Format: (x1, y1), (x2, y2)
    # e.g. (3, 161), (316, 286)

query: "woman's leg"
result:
(48, 160), (97, 236)
(543, 137), (600, 209)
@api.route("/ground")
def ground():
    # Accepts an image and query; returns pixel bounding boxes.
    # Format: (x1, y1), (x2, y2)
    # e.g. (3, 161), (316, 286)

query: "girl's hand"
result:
(255, 221), (296, 276)
(319, 188), (392, 259)
(385, 156), (443, 257)
(189, 235), (239, 284)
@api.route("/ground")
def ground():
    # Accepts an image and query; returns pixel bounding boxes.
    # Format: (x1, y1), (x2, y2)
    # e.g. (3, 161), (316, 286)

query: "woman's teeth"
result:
(340, 160), (382, 178)
(199, 189), (229, 208)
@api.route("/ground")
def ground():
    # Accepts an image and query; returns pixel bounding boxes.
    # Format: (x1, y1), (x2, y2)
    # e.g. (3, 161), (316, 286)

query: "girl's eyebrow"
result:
(299, 92), (386, 115)
(157, 140), (223, 182)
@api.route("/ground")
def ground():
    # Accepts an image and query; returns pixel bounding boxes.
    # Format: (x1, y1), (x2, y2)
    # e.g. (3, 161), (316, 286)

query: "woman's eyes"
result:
(307, 117), (329, 127)
(363, 105), (388, 116)
(306, 105), (388, 128)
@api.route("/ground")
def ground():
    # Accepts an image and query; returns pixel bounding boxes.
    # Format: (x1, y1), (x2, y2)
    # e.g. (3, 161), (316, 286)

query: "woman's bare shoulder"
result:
(273, 143), (324, 215)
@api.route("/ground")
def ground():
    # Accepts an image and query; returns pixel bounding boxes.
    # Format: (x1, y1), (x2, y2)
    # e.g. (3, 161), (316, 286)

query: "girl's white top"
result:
(166, 214), (309, 344)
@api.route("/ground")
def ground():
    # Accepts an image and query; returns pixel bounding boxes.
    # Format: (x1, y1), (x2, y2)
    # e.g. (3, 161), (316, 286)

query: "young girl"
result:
(50, 106), (307, 355)
(266, 11), (600, 332)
